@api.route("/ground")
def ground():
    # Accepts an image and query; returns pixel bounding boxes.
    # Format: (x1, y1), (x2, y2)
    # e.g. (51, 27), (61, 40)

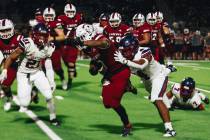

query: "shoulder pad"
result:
(19, 37), (32, 51)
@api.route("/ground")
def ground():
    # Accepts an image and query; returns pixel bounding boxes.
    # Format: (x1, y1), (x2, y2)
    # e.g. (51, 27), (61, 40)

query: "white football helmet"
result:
(132, 13), (145, 27)
(146, 13), (157, 25)
(43, 7), (56, 22)
(155, 11), (163, 23)
(109, 12), (121, 28)
(64, 3), (76, 18)
(0, 19), (14, 39)
(76, 24), (96, 41)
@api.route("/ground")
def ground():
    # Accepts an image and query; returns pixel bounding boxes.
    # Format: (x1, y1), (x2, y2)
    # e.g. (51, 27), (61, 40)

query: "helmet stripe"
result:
(2, 19), (5, 26)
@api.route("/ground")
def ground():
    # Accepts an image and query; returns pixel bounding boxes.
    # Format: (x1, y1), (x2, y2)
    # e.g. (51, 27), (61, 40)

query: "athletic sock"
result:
(46, 99), (56, 120)
(55, 69), (64, 81)
(164, 122), (173, 130)
(113, 105), (129, 126)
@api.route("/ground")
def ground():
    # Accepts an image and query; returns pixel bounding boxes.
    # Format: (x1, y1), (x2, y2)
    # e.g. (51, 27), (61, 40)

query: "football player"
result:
(114, 34), (176, 137)
(43, 7), (67, 90)
(29, 8), (45, 27)
(57, 3), (83, 90)
(163, 77), (209, 110)
(104, 12), (130, 46)
(132, 13), (151, 46)
(70, 24), (133, 137)
(92, 13), (108, 34)
(0, 23), (60, 126)
(0, 19), (24, 111)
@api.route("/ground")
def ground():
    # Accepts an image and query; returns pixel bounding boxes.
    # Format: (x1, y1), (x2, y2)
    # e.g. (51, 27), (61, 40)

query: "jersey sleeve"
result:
(19, 37), (32, 52)
(171, 83), (181, 96)
(190, 94), (202, 109)
(198, 92), (206, 100)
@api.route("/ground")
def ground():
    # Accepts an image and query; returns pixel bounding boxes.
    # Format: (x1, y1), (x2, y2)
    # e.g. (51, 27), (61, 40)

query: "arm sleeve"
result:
(45, 58), (55, 87)
(126, 58), (149, 70)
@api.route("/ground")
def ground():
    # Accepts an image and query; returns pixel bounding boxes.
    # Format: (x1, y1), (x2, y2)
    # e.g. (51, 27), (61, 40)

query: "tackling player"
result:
(114, 34), (176, 137)
(163, 77), (209, 110)
(0, 23), (60, 126)
(0, 19), (24, 111)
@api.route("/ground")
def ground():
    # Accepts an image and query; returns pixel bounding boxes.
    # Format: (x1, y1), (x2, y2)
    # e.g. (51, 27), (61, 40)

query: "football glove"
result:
(114, 51), (128, 64)
(203, 97), (209, 104)
(0, 69), (7, 83)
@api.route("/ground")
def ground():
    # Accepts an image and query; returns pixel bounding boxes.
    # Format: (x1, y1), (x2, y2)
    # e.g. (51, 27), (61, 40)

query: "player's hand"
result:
(45, 44), (55, 57)
(114, 51), (128, 64)
(0, 69), (7, 83)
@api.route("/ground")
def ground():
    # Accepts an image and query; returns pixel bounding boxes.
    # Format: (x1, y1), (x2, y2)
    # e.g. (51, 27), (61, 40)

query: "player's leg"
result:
(33, 71), (60, 126)
(102, 68), (132, 136)
(17, 72), (32, 112)
(62, 45), (78, 90)
(1, 67), (17, 111)
(150, 75), (176, 137)
(51, 49), (67, 90)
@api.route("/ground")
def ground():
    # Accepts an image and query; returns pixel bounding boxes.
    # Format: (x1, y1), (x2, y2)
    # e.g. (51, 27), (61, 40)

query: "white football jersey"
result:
(92, 23), (104, 34)
(171, 83), (205, 108)
(132, 47), (167, 80)
(18, 37), (54, 73)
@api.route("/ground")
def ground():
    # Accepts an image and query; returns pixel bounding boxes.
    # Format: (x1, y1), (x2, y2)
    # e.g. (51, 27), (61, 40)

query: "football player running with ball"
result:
(113, 34), (176, 137)
(0, 23), (60, 126)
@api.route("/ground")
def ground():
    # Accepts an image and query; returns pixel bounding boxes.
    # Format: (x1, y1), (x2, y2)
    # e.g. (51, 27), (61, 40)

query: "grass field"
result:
(0, 60), (210, 140)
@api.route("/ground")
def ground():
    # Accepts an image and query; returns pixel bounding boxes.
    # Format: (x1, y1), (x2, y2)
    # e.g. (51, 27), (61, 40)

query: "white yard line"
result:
(77, 62), (210, 94)
(13, 96), (63, 140)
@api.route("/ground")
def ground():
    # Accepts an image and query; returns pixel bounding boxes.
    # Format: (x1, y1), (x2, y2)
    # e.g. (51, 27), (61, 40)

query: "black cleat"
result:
(167, 65), (177, 72)
(50, 118), (61, 126)
(121, 125), (132, 137)
(163, 129), (176, 137)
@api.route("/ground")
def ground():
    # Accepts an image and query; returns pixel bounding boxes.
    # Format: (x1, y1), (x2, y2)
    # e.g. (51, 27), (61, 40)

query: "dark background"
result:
(0, 0), (210, 31)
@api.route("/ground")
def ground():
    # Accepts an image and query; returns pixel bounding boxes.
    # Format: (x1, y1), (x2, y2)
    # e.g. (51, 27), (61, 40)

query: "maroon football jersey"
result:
(57, 13), (82, 38)
(133, 23), (151, 42)
(0, 35), (23, 66)
(103, 24), (130, 45)
(93, 34), (127, 73)
(45, 20), (62, 37)
(146, 23), (161, 46)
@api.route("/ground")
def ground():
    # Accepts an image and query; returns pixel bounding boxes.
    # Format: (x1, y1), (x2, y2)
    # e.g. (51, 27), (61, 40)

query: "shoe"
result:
(31, 89), (39, 104)
(62, 80), (68, 90)
(50, 118), (61, 126)
(163, 129), (176, 137)
(121, 124), (132, 137)
(167, 65), (177, 72)
(4, 102), (11, 111)
(19, 106), (28, 113)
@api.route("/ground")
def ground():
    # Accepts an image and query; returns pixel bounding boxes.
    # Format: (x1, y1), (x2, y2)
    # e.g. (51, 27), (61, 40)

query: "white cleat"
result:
(62, 80), (68, 90)
(19, 106), (27, 113)
(4, 102), (11, 111)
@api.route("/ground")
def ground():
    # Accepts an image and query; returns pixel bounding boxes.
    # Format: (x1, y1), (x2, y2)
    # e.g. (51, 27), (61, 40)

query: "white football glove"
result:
(0, 69), (7, 83)
(114, 51), (128, 64)
(45, 44), (55, 57)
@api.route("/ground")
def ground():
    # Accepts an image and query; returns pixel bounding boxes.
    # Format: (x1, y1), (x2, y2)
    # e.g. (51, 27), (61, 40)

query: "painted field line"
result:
(13, 96), (62, 140)
(77, 62), (210, 94)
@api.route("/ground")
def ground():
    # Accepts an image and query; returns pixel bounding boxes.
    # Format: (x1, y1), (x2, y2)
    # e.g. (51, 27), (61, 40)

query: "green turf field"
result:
(0, 60), (210, 140)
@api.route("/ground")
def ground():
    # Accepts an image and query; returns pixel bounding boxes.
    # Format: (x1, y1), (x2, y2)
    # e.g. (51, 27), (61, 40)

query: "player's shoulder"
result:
(57, 15), (66, 21)
(140, 23), (151, 32)
(19, 37), (34, 50)
(93, 34), (107, 41)
(171, 83), (181, 94)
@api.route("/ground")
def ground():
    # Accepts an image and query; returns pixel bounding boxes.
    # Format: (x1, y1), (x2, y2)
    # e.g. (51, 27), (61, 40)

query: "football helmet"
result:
(132, 13), (145, 27)
(146, 13), (157, 25)
(155, 11), (163, 23)
(64, 3), (76, 18)
(183, 28), (189, 35)
(118, 34), (139, 60)
(32, 23), (49, 46)
(109, 12), (121, 28)
(180, 77), (195, 99)
(0, 19), (14, 39)
(43, 7), (56, 22)
(76, 24), (96, 41)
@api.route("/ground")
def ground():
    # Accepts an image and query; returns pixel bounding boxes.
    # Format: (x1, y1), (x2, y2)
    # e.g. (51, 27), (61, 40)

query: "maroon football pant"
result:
(51, 48), (62, 71)
(102, 68), (130, 108)
(61, 45), (78, 63)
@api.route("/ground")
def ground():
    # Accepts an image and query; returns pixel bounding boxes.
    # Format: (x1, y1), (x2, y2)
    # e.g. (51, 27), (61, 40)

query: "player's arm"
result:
(48, 23), (65, 42)
(166, 90), (174, 99)
(114, 51), (150, 70)
(198, 92), (209, 104)
(163, 25), (170, 35)
(3, 47), (23, 70)
(0, 51), (4, 66)
(139, 32), (151, 46)
(83, 38), (110, 49)
(158, 31), (165, 47)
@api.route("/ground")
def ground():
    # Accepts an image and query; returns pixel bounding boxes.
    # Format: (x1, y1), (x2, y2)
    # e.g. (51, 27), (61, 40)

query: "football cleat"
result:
(19, 106), (28, 113)
(167, 64), (177, 72)
(62, 80), (68, 90)
(31, 88), (39, 104)
(4, 102), (11, 111)
(121, 125), (132, 137)
(50, 118), (61, 126)
(163, 129), (176, 137)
